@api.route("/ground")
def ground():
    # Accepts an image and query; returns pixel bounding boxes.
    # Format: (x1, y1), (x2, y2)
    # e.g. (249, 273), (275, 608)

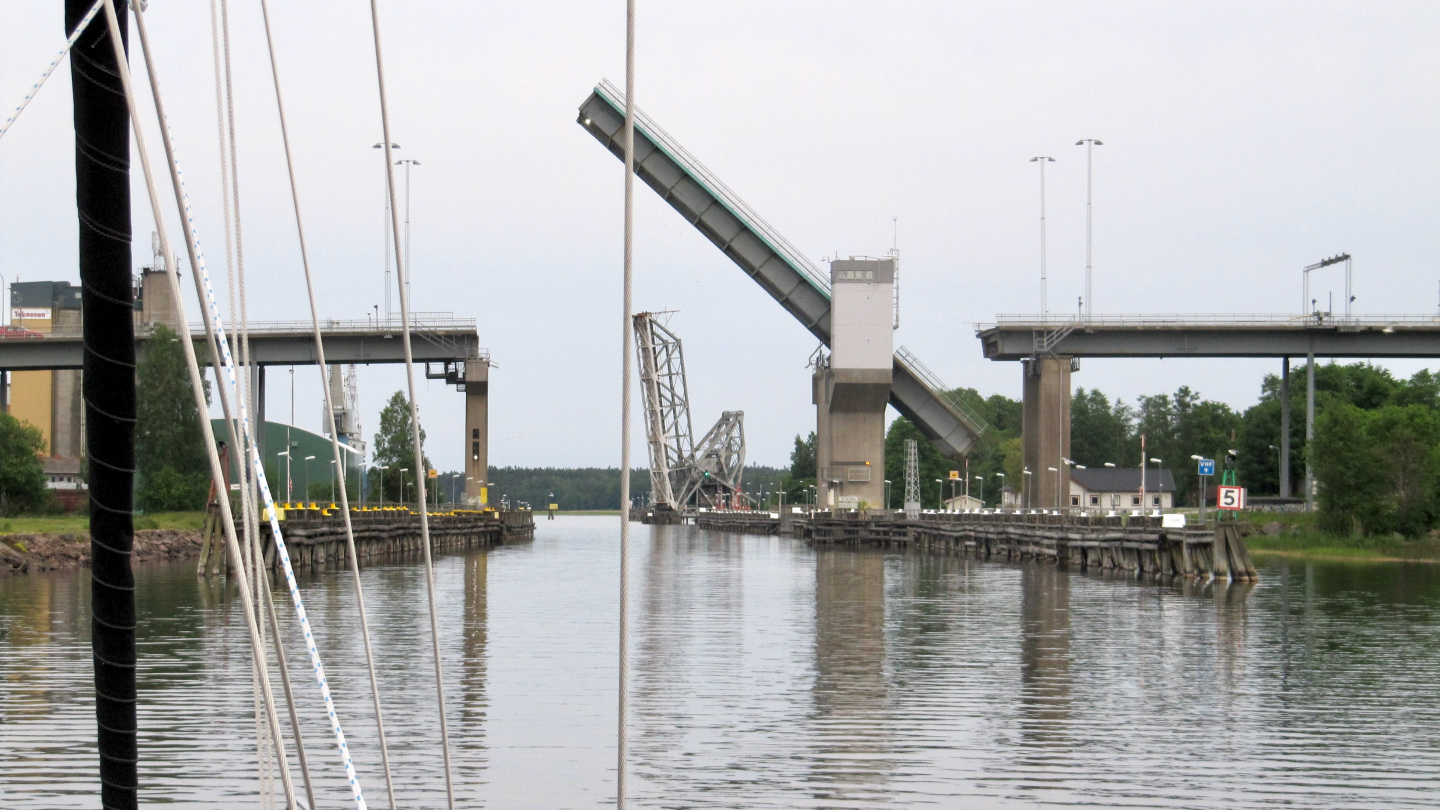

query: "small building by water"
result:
(1069, 467), (1176, 512)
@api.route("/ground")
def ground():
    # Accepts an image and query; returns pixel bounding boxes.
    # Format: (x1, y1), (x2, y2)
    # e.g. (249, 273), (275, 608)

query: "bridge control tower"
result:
(815, 258), (895, 509)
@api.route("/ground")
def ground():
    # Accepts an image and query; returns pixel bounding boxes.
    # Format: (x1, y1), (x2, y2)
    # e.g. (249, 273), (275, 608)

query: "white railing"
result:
(596, 80), (832, 298)
(986, 313), (1440, 329)
(896, 346), (990, 435)
(1, 314), (477, 340)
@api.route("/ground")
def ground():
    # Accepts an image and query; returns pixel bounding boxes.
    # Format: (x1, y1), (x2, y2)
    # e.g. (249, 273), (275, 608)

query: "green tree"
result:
(1071, 388), (1133, 468)
(0, 412), (47, 514)
(135, 325), (211, 511)
(780, 431), (817, 504)
(370, 390), (430, 503)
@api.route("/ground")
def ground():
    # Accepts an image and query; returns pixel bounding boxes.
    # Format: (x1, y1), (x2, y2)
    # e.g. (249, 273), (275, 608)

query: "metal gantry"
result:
(634, 312), (695, 508)
(903, 438), (920, 517)
(633, 312), (745, 512)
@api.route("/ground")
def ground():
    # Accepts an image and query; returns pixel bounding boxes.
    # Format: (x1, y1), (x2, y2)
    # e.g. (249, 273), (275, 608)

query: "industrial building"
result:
(4, 266), (181, 468)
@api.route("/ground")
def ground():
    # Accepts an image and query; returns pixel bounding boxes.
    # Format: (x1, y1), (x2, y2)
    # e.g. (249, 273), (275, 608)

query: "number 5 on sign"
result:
(1217, 486), (1246, 510)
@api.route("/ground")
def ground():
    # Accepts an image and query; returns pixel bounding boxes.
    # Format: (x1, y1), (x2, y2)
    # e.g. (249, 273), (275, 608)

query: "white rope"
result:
(0, 0), (103, 143)
(95, 4), (300, 809)
(365, 3), (457, 806)
(127, 7), (368, 808)
(618, 2), (636, 806)
(255, 0), (400, 805)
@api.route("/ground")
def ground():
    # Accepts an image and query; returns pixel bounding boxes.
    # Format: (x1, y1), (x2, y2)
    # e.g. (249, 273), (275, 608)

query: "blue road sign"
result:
(1197, 459), (1216, 476)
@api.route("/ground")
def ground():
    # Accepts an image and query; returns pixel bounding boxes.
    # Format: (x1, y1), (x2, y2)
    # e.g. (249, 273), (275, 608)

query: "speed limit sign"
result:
(1217, 486), (1246, 510)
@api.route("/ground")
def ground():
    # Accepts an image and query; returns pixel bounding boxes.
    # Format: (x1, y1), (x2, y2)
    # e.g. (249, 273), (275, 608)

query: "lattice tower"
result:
(904, 438), (920, 513)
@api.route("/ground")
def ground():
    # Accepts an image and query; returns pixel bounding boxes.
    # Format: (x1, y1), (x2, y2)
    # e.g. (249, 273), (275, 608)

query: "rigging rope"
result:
(617, 2), (636, 806)
(365, 3), (457, 806)
(255, 0), (400, 804)
(126, 6), (368, 807)
(96, 5), (298, 809)
(0, 0), (102, 142)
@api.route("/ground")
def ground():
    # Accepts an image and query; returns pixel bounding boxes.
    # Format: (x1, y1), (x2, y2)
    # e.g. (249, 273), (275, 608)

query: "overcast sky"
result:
(2, 2), (1438, 471)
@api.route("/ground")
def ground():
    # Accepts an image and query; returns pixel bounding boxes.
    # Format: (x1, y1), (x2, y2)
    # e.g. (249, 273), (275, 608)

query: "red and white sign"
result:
(11, 307), (51, 321)
(1217, 486), (1246, 510)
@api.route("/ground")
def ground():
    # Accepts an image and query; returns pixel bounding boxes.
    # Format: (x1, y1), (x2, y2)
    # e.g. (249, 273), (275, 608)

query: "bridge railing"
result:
(595, 79), (832, 298)
(896, 346), (989, 436)
(986, 313), (1440, 329)
(1, 313), (479, 340)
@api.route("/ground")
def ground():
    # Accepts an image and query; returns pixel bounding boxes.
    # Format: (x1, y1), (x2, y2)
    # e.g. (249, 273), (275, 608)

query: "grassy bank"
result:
(0, 511), (206, 536)
(1239, 511), (1440, 562)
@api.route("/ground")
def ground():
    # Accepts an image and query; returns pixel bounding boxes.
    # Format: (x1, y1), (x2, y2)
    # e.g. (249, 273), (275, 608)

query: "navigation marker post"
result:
(1193, 456), (1215, 526)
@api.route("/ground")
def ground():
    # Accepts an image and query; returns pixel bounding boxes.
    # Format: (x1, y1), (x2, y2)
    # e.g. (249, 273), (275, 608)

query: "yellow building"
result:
(6, 271), (177, 461)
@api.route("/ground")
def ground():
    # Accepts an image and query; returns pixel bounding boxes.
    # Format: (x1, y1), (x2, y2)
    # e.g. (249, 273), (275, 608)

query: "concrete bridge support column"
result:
(1022, 356), (1071, 511)
(1280, 357), (1291, 498)
(813, 366), (889, 510)
(463, 358), (488, 507)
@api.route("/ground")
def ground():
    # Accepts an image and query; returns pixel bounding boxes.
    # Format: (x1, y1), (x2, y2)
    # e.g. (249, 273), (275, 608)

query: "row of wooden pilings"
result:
(688, 509), (1258, 581)
(197, 509), (536, 574)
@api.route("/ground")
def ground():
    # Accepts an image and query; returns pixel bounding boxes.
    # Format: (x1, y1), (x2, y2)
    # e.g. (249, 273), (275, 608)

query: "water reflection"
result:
(8, 523), (1440, 808)
(811, 549), (892, 804)
(1017, 565), (1070, 750)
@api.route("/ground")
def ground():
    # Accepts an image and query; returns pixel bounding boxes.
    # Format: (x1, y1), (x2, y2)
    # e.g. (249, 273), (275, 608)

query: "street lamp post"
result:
(1022, 468), (1032, 510)
(400, 468), (410, 507)
(379, 465), (389, 507)
(1029, 155), (1056, 315)
(995, 472), (1006, 509)
(373, 142), (400, 319)
(303, 455), (316, 503)
(1060, 457), (1075, 511)
(277, 451), (291, 503)
(1075, 138), (1103, 319)
(397, 158), (422, 310)
(1046, 467), (1059, 512)
(884, 479), (892, 511)
(975, 475), (985, 508)
(1148, 458), (1163, 512)
(934, 479), (945, 511)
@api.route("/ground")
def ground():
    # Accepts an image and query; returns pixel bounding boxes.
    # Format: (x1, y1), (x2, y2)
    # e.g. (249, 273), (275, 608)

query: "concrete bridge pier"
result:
(1022, 356), (1071, 511)
(464, 357), (489, 506)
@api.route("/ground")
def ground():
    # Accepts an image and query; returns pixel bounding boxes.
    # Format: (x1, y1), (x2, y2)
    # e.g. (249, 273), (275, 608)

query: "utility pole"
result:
(1075, 139), (1102, 319)
(1030, 156), (1055, 315)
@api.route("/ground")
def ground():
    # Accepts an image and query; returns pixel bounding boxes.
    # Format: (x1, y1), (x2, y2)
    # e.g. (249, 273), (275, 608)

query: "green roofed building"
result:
(208, 420), (366, 503)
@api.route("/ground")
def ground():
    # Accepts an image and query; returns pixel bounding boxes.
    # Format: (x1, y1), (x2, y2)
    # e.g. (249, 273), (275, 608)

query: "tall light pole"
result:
(934, 478), (945, 510)
(1047, 467), (1059, 511)
(1030, 156), (1056, 315)
(400, 467), (410, 507)
(1023, 468), (1032, 510)
(379, 464), (389, 507)
(373, 142), (400, 319)
(277, 451), (291, 503)
(303, 455), (316, 502)
(995, 472), (1006, 509)
(974, 475), (985, 508)
(1075, 139), (1102, 319)
(1149, 458), (1163, 512)
(397, 158), (421, 313)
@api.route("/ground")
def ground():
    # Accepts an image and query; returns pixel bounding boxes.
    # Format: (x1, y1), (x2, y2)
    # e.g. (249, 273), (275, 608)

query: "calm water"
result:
(4, 516), (1440, 808)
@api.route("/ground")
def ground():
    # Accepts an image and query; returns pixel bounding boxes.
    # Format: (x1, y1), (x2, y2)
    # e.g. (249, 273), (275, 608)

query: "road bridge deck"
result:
(978, 314), (1440, 360)
(0, 315), (483, 370)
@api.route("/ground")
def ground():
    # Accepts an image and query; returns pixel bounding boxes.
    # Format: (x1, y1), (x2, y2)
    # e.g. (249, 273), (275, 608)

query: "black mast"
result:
(67, 1), (137, 807)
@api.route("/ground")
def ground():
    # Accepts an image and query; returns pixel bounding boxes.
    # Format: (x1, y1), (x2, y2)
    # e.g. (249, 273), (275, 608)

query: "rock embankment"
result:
(0, 529), (203, 574)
